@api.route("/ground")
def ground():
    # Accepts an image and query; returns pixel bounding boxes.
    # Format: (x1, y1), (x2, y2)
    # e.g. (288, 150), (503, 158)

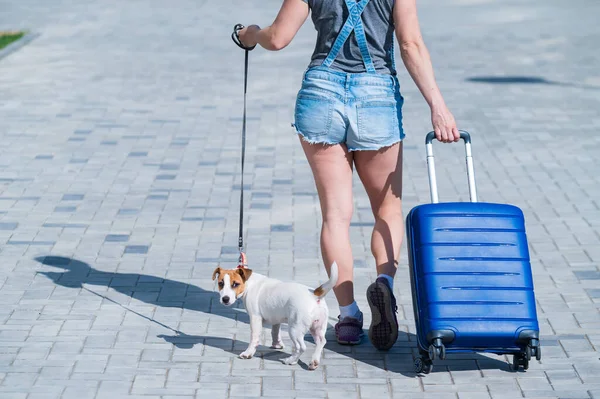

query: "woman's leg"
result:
(299, 139), (355, 307)
(354, 142), (404, 277)
(353, 142), (403, 350)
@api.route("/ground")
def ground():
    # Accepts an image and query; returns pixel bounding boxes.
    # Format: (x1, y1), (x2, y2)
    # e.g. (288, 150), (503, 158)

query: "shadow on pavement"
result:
(466, 75), (600, 90)
(36, 255), (517, 375)
(34, 255), (244, 333)
(157, 330), (515, 376)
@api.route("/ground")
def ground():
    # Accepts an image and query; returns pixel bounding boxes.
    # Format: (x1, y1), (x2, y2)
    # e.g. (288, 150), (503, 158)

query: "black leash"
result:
(83, 287), (182, 335)
(232, 24), (255, 268)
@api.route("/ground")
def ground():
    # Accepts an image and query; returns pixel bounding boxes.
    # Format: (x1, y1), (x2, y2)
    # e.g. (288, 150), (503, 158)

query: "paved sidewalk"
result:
(0, 0), (599, 398)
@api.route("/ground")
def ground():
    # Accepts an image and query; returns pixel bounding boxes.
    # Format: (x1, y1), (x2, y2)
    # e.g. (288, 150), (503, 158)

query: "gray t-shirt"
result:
(302, 0), (396, 75)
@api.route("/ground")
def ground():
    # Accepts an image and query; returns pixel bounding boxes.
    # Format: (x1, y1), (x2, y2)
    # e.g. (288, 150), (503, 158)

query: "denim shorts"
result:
(293, 66), (405, 151)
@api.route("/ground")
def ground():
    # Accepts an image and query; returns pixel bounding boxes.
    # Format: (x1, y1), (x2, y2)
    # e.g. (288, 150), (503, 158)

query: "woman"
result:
(239, 0), (460, 350)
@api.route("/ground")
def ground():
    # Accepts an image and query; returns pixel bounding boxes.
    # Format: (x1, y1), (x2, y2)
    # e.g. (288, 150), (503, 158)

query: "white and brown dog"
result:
(212, 262), (338, 370)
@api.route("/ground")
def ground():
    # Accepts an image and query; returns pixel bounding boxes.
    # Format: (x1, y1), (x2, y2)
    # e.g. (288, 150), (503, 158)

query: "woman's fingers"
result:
(442, 126), (448, 143)
(452, 126), (460, 142)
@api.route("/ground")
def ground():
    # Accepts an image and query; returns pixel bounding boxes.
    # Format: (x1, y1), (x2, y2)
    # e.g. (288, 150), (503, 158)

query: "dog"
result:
(212, 262), (338, 370)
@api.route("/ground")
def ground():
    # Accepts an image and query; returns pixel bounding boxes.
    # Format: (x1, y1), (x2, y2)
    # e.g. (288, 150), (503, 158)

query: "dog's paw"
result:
(239, 350), (255, 359)
(282, 356), (298, 366)
(308, 360), (320, 370)
(270, 342), (285, 350)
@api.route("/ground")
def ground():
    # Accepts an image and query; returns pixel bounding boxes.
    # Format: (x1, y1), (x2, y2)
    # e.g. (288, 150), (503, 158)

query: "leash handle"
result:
(232, 24), (257, 51)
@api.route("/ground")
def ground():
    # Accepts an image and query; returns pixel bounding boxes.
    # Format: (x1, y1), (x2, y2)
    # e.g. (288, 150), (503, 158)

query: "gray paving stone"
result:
(105, 234), (130, 243)
(590, 390), (600, 399)
(586, 289), (600, 298)
(230, 382), (261, 397)
(61, 386), (99, 399)
(458, 392), (491, 399)
(123, 245), (149, 254)
(27, 393), (63, 399)
(522, 390), (590, 399)
(61, 194), (84, 201)
(393, 394), (457, 399)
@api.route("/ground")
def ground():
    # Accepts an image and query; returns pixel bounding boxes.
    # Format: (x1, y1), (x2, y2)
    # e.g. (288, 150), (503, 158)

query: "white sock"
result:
(377, 274), (394, 289)
(339, 301), (360, 320)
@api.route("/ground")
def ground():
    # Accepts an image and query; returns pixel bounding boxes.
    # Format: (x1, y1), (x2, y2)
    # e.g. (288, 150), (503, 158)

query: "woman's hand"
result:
(238, 25), (261, 49)
(431, 104), (460, 143)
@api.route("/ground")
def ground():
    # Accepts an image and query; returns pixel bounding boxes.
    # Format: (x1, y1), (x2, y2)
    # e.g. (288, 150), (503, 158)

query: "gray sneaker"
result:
(367, 277), (399, 350)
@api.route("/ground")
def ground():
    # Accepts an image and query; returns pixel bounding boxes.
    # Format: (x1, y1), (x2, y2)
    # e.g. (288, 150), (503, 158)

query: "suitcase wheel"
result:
(528, 339), (541, 361)
(525, 345), (532, 361)
(513, 338), (540, 371)
(428, 345), (436, 360)
(428, 339), (446, 361)
(414, 356), (433, 374)
(512, 353), (529, 371)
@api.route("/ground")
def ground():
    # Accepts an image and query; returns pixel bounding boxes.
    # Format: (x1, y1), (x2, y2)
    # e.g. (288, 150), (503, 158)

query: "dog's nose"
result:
(222, 296), (230, 304)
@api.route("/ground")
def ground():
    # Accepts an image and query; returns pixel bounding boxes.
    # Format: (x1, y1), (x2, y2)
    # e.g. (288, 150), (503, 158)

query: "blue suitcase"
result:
(406, 131), (540, 374)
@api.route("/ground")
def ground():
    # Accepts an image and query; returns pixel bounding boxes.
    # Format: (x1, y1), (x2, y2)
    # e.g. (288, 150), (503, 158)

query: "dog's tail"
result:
(313, 262), (339, 299)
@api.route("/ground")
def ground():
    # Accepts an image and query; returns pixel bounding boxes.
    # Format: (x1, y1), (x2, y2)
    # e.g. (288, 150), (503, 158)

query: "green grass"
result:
(0, 32), (25, 51)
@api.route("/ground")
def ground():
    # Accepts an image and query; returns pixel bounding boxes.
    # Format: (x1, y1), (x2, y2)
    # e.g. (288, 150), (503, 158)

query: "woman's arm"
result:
(394, 0), (459, 143)
(239, 0), (309, 51)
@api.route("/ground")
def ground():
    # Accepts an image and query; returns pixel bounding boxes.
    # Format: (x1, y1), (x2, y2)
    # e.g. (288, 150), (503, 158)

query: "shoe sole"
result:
(336, 338), (362, 345)
(367, 280), (399, 351)
(336, 332), (364, 346)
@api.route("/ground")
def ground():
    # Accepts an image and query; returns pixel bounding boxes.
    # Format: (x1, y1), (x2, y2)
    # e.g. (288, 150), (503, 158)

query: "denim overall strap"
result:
(389, 38), (396, 72)
(321, 0), (376, 73)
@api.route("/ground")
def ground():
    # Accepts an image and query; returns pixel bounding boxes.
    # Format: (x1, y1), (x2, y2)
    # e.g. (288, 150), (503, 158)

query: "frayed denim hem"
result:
(346, 136), (404, 152)
(292, 123), (405, 151)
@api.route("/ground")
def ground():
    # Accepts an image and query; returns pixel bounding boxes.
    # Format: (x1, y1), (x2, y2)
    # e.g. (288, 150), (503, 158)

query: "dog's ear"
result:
(212, 267), (221, 281)
(237, 268), (253, 282)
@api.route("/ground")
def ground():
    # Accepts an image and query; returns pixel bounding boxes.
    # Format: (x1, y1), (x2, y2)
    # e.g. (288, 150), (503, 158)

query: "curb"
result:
(0, 32), (40, 61)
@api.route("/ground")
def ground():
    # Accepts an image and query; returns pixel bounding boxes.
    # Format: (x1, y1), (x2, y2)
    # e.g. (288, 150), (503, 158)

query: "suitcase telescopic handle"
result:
(425, 130), (478, 204)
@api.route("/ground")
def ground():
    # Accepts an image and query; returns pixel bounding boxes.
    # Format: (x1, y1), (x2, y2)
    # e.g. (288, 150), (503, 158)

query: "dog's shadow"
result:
(36, 255), (515, 375)
(157, 330), (513, 376)
(157, 332), (317, 370)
